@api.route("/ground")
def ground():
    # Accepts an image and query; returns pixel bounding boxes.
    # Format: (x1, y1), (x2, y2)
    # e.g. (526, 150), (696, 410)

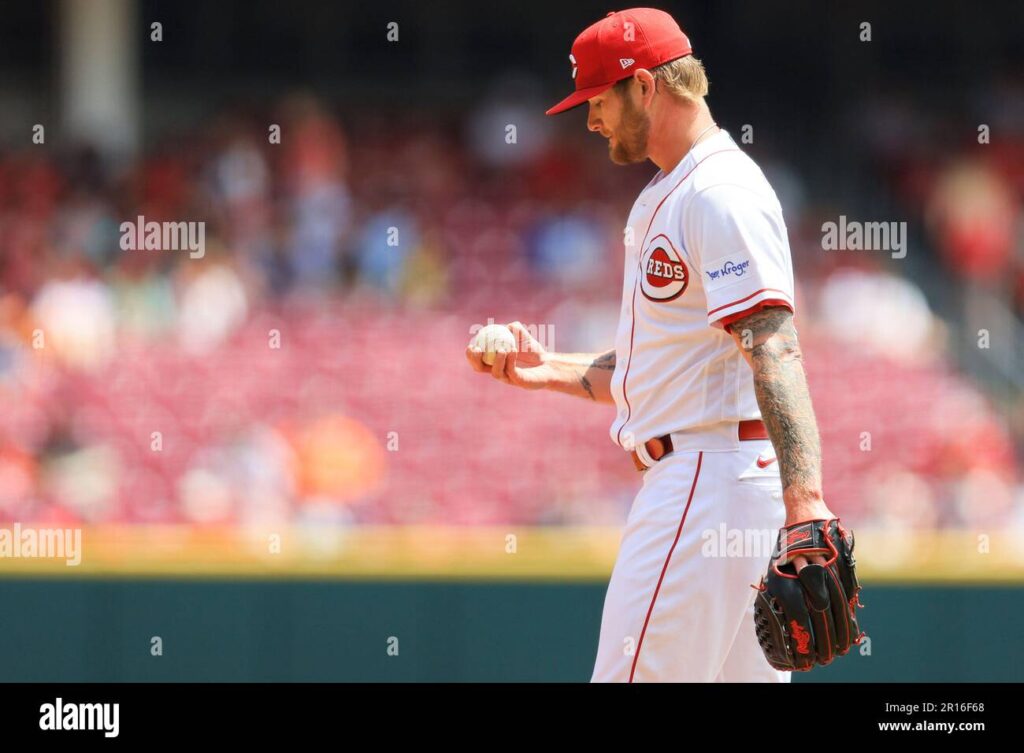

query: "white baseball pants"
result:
(592, 439), (792, 682)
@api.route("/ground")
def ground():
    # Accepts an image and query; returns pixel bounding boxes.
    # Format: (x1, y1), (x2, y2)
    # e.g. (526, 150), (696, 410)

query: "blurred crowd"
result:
(0, 91), (1020, 530)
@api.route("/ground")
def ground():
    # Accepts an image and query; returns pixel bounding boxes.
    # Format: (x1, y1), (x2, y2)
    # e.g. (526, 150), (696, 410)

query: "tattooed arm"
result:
(466, 321), (616, 404)
(727, 306), (833, 527)
(540, 349), (617, 403)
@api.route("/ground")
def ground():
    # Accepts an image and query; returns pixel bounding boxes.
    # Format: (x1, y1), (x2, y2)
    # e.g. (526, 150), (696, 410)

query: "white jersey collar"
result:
(644, 128), (734, 195)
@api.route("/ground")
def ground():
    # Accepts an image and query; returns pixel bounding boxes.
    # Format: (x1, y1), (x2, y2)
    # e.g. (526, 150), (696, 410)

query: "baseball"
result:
(472, 324), (517, 366)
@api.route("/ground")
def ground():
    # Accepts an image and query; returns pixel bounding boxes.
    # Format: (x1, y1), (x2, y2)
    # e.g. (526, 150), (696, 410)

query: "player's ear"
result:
(635, 69), (657, 105)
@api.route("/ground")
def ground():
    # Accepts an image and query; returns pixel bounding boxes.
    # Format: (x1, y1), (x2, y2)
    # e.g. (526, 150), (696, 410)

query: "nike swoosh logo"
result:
(756, 456), (777, 468)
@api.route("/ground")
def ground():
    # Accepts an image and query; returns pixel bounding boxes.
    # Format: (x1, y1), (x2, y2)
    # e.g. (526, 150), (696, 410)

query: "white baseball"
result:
(472, 324), (517, 366)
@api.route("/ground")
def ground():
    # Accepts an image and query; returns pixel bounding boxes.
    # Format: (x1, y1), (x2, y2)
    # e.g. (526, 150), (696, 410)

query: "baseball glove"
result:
(752, 518), (865, 672)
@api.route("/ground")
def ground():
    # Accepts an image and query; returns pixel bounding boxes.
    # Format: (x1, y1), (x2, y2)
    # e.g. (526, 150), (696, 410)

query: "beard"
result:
(608, 95), (650, 165)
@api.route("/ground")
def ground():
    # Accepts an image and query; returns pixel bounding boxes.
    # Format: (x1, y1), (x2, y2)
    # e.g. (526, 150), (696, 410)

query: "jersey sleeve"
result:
(683, 183), (795, 331)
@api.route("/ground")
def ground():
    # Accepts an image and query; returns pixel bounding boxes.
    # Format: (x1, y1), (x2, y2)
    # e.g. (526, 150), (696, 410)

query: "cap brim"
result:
(545, 81), (617, 115)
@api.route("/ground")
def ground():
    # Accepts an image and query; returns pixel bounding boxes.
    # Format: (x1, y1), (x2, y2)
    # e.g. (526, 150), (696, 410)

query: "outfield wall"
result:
(1, 527), (1021, 682)
(0, 579), (1020, 682)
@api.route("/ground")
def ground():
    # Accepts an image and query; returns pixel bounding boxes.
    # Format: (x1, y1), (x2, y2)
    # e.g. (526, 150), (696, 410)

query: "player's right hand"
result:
(465, 321), (555, 391)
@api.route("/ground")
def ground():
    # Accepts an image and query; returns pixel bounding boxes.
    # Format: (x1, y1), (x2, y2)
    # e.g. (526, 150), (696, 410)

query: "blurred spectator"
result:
(818, 264), (941, 363)
(528, 211), (609, 290)
(953, 467), (1020, 531)
(468, 74), (554, 168)
(280, 95), (352, 288)
(176, 263), (249, 355)
(354, 205), (418, 295)
(31, 264), (116, 372)
(926, 159), (1018, 283)
(862, 467), (940, 530)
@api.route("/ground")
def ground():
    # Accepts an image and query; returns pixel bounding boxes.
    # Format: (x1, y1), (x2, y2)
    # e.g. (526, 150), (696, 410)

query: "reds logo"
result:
(640, 234), (688, 302)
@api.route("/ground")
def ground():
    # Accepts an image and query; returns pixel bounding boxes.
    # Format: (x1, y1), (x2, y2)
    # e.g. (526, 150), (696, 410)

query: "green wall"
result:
(0, 580), (1019, 682)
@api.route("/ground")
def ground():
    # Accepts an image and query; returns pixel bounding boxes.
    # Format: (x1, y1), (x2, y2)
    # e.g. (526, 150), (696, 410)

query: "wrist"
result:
(532, 352), (562, 391)
(537, 354), (589, 397)
(782, 486), (831, 523)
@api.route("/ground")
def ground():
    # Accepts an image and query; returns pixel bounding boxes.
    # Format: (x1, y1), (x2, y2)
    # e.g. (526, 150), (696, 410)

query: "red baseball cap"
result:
(546, 8), (693, 115)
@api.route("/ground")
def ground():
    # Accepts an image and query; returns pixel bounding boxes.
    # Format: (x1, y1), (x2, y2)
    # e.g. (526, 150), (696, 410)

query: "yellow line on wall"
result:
(0, 525), (1021, 583)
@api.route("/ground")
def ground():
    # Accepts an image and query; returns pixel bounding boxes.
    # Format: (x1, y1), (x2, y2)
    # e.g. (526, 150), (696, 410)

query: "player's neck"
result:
(648, 99), (718, 174)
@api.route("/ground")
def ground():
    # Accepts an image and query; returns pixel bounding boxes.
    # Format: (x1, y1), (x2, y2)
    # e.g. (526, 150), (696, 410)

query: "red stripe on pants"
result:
(629, 451), (704, 682)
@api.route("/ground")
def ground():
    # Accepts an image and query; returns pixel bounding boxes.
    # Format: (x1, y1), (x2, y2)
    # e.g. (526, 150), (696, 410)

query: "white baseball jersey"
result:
(609, 128), (796, 451)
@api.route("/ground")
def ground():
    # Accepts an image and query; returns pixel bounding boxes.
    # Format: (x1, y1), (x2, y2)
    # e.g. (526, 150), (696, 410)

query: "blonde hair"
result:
(652, 55), (709, 100)
(616, 55), (709, 102)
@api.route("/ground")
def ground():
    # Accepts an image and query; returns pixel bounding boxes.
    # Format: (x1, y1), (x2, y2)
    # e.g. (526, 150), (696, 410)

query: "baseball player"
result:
(466, 8), (858, 682)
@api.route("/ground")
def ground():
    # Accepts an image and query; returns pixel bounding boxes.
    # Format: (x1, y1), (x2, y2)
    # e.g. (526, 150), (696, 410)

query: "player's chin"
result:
(608, 146), (645, 165)
(607, 139), (645, 165)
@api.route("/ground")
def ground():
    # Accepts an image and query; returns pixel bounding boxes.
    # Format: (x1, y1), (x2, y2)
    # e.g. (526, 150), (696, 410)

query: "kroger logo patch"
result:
(703, 257), (752, 291)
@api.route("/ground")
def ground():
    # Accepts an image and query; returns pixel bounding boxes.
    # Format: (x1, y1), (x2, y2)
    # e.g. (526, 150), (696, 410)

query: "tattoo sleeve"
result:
(591, 351), (616, 371)
(729, 307), (823, 500)
(575, 350), (615, 401)
(579, 374), (596, 400)
(545, 349), (616, 403)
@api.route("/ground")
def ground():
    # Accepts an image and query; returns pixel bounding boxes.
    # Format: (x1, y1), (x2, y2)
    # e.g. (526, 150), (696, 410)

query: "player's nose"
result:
(587, 113), (603, 133)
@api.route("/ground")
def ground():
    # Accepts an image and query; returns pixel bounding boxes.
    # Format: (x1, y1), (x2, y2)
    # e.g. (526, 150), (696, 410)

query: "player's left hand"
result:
(752, 518), (865, 672)
(783, 502), (834, 574)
